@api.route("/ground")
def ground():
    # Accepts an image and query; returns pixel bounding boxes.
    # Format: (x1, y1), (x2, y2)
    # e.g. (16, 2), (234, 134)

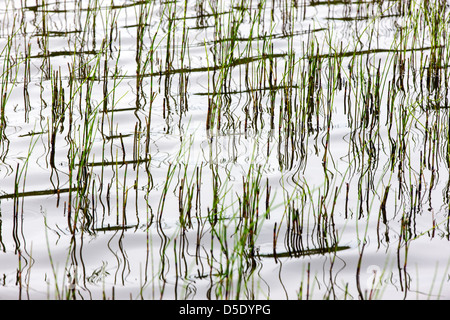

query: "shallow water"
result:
(0, 0), (449, 299)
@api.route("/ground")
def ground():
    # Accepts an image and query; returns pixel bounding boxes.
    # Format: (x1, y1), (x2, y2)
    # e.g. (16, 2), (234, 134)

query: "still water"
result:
(0, 0), (448, 299)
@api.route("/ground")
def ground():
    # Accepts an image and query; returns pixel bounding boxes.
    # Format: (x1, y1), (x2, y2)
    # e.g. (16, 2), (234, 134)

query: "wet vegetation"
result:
(0, 0), (449, 299)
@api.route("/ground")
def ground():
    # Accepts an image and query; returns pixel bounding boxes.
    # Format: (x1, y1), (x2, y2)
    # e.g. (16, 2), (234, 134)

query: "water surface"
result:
(0, 0), (449, 299)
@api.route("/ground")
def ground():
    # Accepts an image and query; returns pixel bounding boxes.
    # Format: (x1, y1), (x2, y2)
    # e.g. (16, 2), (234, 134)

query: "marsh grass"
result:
(0, 0), (448, 300)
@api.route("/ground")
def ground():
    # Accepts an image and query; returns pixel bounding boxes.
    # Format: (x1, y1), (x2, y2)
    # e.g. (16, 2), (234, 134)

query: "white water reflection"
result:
(0, 0), (448, 300)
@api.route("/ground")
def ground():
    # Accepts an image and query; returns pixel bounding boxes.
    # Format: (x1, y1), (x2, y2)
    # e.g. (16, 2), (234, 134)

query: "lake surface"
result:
(0, 0), (449, 299)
